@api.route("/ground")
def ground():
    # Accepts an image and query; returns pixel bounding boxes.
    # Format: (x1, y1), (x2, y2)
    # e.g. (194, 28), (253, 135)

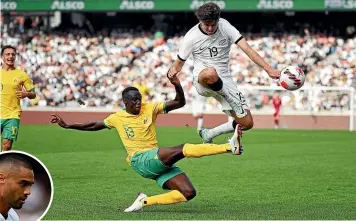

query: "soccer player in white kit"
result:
(168, 2), (280, 147)
(189, 84), (208, 131)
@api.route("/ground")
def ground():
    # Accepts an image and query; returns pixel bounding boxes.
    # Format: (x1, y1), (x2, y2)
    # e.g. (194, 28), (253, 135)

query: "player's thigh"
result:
(0, 119), (20, 141)
(156, 167), (186, 190)
(130, 148), (180, 182)
(217, 82), (250, 118)
(192, 76), (214, 98)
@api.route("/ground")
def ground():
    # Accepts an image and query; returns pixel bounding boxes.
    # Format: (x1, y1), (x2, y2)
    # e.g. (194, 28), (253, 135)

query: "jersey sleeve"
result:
(177, 32), (194, 61)
(222, 19), (243, 44)
(22, 72), (35, 91)
(151, 102), (167, 119)
(103, 114), (116, 129)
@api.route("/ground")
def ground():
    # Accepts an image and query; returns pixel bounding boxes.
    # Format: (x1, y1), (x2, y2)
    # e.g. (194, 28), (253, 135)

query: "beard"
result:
(10, 200), (24, 209)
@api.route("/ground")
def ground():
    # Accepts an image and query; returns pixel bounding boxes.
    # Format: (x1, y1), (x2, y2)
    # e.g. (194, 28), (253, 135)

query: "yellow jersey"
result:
(133, 83), (150, 103)
(104, 102), (167, 163)
(0, 68), (35, 119)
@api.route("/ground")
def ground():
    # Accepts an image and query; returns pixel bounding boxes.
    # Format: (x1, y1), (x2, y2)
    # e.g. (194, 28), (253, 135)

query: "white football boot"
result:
(228, 124), (243, 155)
(124, 192), (147, 212)
(198, 128), (213, 143)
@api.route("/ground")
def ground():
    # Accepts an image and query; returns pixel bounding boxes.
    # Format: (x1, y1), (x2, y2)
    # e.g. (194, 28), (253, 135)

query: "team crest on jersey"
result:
(219, 39), (227, 46)
(143, 118), (150, 124)
(13, 78), (19, 83)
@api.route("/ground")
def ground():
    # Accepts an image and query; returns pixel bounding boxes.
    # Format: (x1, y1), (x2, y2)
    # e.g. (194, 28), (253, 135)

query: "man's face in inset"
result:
(0, 166), (35, 209)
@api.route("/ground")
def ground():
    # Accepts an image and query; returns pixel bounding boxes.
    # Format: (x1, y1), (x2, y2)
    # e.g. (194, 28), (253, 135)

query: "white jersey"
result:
(178, 18), (243, 78)
(0, 208), (19, 221)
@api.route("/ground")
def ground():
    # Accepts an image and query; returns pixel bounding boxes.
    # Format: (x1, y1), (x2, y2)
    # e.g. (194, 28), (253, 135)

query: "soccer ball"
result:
(279, 66), (306, 91)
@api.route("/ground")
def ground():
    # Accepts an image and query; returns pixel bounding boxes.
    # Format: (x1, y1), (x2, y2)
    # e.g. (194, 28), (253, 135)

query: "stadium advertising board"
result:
(1, 0), (356, 11)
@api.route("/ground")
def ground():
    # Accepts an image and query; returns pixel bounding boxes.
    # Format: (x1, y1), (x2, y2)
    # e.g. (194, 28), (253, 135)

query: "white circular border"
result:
(0, 150), (54, 221)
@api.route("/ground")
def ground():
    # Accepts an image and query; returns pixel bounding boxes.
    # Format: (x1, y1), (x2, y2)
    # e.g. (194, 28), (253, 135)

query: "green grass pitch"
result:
(13, 125), (356, 220)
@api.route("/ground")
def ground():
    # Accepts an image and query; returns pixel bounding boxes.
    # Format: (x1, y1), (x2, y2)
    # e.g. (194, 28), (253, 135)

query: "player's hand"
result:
(50, 114), (68, 128)
(267, 69), (281, 79)
(16, 90), (29, 99)
(168, 73), (181, 86)
(167, 68), (178, 78)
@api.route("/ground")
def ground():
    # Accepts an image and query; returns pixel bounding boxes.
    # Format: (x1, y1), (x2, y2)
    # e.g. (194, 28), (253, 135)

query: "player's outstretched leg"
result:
(200, 110), (251, 147)
(196, 67), (253, 145)
(124, 129), (242, 212)
(198, 67), (246, 117)
(124, 173), (195, 212)
(159, 127), (243, 168)
(199, 116), (235, 143)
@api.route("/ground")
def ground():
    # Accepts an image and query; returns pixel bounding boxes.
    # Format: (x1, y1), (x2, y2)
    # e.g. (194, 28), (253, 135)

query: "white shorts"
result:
(192, 95), (207, 117)
(192, 75), (249, 117)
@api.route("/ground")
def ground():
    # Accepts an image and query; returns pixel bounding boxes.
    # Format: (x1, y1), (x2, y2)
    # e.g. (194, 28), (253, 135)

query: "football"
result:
(279, 66), (306, 91)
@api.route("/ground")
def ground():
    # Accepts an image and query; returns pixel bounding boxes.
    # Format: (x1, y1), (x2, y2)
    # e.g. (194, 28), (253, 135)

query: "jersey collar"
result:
(198, 23), (219, 36)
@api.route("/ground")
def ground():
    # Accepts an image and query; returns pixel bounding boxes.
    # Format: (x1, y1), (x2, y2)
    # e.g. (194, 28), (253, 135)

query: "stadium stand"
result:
(1, 12), (355, 112)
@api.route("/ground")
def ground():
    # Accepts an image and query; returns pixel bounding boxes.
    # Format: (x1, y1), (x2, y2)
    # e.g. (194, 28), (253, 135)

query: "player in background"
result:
(0, 154), (35, 221)
(51, 74), (242, 212)
(189, 83), (208, 131)
(0, 45), (36, 151)
(133, 76), (151, 103)
(272, 93), (282, 129)
(167, 2), (280, 146)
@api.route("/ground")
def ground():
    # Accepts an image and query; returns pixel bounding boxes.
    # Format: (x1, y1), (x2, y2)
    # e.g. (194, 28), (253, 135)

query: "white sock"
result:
(207, 120), (235, 140)
(197, 118), (204, 131)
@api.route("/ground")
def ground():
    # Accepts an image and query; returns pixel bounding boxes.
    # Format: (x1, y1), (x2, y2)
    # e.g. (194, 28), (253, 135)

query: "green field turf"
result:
(12, 125), (356, 220)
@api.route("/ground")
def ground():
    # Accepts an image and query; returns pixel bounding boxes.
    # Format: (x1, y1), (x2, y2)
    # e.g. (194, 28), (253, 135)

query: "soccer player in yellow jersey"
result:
(133, 76), (151, 103)
(0, 45), (36, 151)
(50, 74), (242, 212)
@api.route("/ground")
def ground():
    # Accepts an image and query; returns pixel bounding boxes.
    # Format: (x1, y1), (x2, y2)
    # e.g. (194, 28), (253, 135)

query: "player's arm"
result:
(17, 72), (36, 99)
(50, 114), (106, 131)
(167, 59), (185, 78)
(164, 75), (186, 112)
(16, 88), (36, 99)
(168, 33), (193, 78)
(237, 38), (280, 79)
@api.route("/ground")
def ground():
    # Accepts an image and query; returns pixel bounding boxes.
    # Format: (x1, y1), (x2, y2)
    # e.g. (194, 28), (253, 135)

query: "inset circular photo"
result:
(0, 150), (53, 221)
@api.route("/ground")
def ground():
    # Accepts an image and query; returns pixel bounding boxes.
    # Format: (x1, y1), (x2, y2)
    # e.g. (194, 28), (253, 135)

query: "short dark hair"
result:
(122, 87), (139, 100)
(196, 2), (221, 21)
(1, 45), (16, 56)
(0, 154), (33, 171)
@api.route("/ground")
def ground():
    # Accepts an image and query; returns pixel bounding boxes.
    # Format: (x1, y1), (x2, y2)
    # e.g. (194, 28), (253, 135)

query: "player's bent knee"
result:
(182, 187), (197, 201)
(200, 67), (219, 83)
(235, 115), (254, 131)
(243, 119), (254, 130)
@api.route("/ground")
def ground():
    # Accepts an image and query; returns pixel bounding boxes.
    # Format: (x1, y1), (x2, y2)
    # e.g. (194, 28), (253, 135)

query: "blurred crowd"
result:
(1, 23), (355, 112)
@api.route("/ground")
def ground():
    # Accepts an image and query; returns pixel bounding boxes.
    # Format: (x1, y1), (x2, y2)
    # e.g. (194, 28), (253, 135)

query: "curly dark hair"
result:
(196, 2), (221, 21)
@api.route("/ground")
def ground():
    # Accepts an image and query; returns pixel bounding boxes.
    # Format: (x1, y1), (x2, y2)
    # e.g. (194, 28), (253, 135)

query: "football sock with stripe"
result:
(182, 143), (229, 158)
(143, 190), (187, 206)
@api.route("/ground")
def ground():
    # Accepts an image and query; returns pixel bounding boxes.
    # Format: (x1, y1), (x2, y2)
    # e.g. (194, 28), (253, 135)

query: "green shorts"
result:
(0, 119), (20, 141)
(130, 148), (184, 189)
